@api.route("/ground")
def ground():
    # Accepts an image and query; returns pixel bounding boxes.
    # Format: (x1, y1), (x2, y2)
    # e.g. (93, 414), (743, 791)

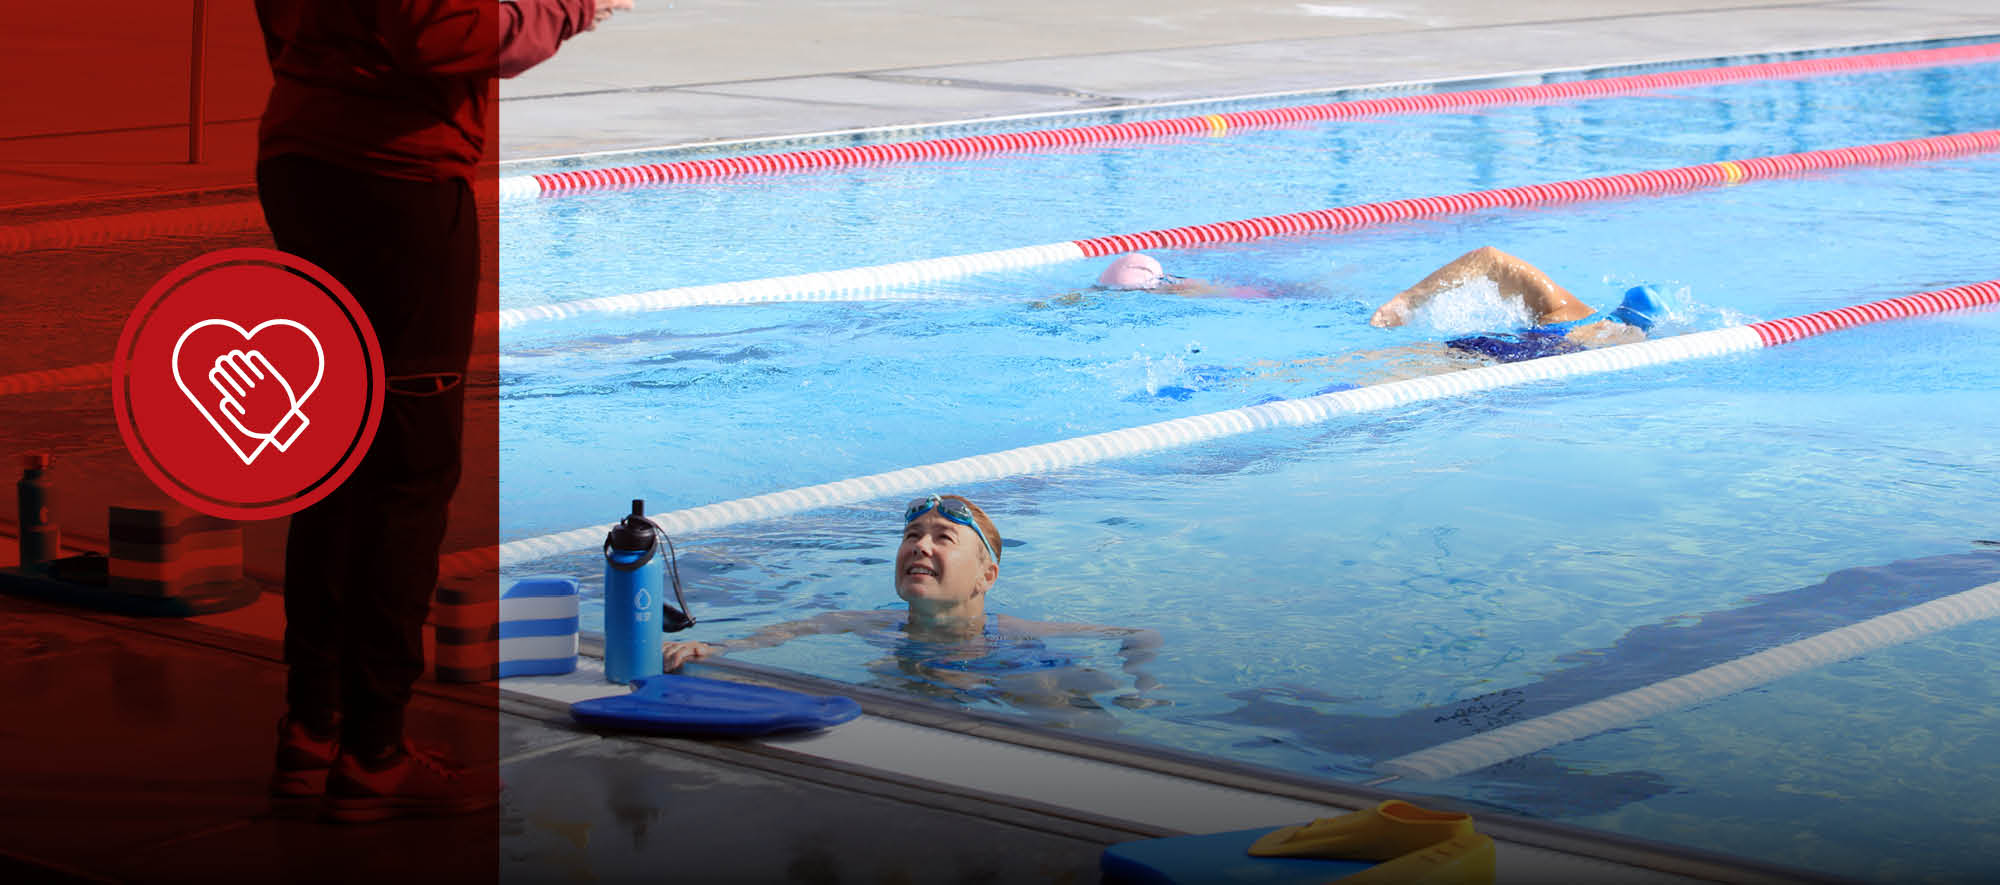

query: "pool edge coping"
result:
(497, 32), (2000, 176)
(522, 647), (1835, 884)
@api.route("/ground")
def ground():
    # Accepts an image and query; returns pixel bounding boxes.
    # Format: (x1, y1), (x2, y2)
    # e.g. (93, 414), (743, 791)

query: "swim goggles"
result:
(904, 494), (998, 563)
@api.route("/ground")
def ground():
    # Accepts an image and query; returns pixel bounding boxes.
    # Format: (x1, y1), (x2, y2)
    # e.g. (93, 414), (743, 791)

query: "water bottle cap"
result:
(21, 453), (49, 471)
(605, 499), (659, 567)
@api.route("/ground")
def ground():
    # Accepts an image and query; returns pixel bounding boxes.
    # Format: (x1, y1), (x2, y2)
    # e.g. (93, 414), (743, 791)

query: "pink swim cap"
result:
(1097, 254), (1165, 290)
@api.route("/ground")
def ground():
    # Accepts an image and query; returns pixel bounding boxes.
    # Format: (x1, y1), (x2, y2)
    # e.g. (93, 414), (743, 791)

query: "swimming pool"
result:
(498, 48), (2000, 881)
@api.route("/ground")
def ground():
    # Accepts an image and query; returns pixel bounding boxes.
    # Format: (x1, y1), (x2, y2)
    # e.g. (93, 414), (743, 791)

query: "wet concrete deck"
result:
(0, 587), (1124, 883)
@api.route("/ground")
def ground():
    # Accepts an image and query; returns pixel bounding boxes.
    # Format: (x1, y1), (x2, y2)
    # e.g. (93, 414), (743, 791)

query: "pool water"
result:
(499, 55), (2000, 882)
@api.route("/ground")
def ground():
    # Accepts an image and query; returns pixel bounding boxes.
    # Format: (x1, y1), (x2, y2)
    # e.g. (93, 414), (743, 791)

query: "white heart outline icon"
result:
(172, 318), (325, 466)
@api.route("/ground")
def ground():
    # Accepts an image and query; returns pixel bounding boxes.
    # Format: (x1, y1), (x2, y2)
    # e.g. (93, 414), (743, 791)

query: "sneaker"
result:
(323, 741), (497, 824)
(270, 716), (339, 799)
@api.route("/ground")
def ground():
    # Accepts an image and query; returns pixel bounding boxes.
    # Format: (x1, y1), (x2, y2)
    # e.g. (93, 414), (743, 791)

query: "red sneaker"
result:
(323, 741), (497, 824)
(270, 716), (339, 799)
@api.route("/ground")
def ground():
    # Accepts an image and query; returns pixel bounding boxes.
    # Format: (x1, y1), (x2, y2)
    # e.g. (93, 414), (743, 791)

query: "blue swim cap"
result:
(1608, 285), (1665, 331)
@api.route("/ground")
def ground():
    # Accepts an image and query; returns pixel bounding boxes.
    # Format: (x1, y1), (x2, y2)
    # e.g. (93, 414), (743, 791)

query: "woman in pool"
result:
(660, 494), (1162, 713)
(1372, 246), (1665, 362)
(1033, 253), (1278, 308)
(1087, 253), (1263, 298)
(1210, 247), (1670, 397)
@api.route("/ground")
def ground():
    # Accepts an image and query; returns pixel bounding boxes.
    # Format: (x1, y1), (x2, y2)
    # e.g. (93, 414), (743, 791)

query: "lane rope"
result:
(492, 242), (1084, 329)
(451, 279), (2000, 575)
(491, 130), (2000, 330)
(9, 137), (1995, 400)
(505, 42), (2000, 200)
(7, 43), (1994, 255)
(1378, 579), (2000, 781)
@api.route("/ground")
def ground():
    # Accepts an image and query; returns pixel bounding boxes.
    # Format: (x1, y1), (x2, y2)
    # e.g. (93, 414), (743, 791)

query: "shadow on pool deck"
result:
(0, 586), (1125, 883)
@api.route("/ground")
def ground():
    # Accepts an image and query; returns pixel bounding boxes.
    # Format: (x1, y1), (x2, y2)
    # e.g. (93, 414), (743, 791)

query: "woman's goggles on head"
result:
(904, 494), (998, 563)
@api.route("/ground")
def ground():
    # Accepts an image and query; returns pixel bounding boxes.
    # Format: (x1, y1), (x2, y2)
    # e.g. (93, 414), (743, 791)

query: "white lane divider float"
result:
(479, 327), (1766, 570)
(454, 278), (1998, 578)
(492, 242), (1084, 328)
(488, 130), (2000, 331)
(1376, 579), (2000, 782)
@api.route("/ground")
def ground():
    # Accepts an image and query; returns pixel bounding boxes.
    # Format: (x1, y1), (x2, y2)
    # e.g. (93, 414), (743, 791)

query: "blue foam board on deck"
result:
(570, 673), (861, 737)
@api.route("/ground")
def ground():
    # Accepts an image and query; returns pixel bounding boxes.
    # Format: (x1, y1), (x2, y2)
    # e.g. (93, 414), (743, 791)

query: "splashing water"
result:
(1410, 278), (1538, 334)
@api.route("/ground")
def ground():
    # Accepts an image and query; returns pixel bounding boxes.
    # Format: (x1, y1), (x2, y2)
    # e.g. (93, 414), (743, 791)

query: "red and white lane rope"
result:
(491, 130), (2000, 330)
(10, 134), (1992, 401)
(0, 201), (267, 256)
(6, 44), (1993, 254)
(460, 280), (2000, 574)
(502, 42), (2000, 201)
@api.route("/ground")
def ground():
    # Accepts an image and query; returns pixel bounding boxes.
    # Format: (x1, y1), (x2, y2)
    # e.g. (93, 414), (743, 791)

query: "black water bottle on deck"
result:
(18, 453), (59, 569)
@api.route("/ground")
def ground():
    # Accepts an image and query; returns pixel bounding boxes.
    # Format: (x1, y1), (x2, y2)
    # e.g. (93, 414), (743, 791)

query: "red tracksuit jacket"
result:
(256, 0), (594, 181)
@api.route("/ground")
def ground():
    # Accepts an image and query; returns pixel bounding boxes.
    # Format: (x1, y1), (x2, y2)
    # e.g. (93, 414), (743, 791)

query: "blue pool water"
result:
(499, 56), (2000, 881)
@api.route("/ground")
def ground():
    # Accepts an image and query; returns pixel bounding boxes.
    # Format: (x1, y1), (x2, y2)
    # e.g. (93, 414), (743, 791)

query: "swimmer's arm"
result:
(663, 610), (891, 671)
(1001, 616), (1161, 647)
(1563, 318), (1645, 347)
(998, 615), (1163, 686)
(1372, 246), (1590, 326)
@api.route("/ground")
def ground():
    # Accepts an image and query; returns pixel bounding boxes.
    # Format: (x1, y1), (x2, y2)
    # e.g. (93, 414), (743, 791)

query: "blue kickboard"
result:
(1102, 827), (1374, 884)
(569, 674), (862, 737)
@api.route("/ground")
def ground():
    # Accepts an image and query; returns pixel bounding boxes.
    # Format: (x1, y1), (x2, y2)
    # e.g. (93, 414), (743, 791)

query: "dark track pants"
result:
(257, 153), (479, 756)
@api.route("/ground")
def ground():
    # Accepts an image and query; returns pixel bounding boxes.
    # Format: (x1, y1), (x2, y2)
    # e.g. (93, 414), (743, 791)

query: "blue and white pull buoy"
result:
(499, 576), (580, 678)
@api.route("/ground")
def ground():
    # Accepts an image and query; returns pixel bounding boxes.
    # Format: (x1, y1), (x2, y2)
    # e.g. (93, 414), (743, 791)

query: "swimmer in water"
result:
(1370, 246), (1665, 361)
(660, 494), (1162, 679)
(1032, 253), (1247, 307)
(1226, 247), (1669, 394)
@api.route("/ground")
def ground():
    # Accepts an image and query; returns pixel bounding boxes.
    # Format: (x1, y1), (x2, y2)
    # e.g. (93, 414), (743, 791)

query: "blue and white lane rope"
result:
(1376, 579), (2000, 782)
(484, 326), (1766, 569)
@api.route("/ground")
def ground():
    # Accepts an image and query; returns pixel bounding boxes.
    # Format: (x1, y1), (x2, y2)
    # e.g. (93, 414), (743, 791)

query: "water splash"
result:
(1410, 278), (1538, 334)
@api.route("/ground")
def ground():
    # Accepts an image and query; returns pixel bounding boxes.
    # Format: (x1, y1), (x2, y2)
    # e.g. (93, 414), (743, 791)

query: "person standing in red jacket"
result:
(255, 0), (629, 823)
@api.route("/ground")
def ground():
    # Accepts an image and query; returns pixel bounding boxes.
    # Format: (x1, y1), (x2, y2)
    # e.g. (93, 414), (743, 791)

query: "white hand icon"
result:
(207, 348), (310, 453)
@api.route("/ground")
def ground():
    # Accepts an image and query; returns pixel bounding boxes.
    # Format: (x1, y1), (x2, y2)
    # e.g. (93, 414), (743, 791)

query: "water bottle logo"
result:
(634, 588), (652, 614)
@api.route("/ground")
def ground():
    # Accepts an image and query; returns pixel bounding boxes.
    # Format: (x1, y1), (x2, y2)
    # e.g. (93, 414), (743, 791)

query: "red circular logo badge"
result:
(113, 248), (385, 519)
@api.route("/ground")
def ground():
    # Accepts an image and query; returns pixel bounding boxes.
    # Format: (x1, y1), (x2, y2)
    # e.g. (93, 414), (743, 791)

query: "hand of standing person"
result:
(589, 0), (633, 30)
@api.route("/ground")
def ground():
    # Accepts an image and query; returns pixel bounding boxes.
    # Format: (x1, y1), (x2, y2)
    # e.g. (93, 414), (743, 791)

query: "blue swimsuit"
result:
(1445, 327), (1585, 363)
(1449, 286), (1665, 363)
(1446, 315), (1599, 363)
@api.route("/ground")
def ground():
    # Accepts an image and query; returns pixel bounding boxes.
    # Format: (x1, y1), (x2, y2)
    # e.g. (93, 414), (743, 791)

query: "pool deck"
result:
(496, 0), (2000, 165)
(7, 1), (1999, 882)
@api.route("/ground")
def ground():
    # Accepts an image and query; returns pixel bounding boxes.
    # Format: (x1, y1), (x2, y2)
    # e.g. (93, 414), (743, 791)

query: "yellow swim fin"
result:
(1336, 830), (1496, 885)
(1247, 800), (1476, 862)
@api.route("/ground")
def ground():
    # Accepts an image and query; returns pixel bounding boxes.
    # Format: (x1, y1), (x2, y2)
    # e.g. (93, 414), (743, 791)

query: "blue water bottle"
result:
(603, 499), (664, 684)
